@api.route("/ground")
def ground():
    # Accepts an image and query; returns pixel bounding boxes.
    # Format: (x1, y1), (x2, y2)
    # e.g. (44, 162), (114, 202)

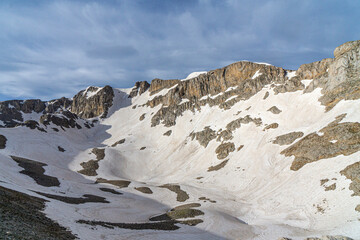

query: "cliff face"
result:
(71, 85), (114, 119)
(137, 40), (360, 127)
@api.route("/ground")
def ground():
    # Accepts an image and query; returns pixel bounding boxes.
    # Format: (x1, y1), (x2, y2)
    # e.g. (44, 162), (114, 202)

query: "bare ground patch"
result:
(135, 187), (153, 194)
(159, 184), (189, 202)
(96, 178), (131, 189)
(10, 155), (60, 187)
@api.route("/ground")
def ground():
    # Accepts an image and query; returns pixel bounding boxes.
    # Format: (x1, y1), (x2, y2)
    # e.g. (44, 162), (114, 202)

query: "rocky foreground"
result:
(0, 40), (359, 239)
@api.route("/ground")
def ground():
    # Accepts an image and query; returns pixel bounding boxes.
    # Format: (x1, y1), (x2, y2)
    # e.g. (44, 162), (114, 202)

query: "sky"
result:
(0, 0), (359, 101)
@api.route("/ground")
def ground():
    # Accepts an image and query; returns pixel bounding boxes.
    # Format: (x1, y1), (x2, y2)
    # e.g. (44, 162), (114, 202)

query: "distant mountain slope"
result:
(0, 40), (359, 240)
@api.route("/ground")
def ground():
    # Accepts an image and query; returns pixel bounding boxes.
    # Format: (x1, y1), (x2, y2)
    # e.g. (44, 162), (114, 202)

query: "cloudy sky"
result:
(0, 0), (359, 101)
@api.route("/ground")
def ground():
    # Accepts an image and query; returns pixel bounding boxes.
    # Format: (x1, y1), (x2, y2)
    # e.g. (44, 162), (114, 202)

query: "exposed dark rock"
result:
(215, 142), (235, 159)
(140, 147), (146, 150)
(282, 115), (360, 171)
(135, 187), (153, 194)
(78, 160), (99, 176)
(304, 40), (360, 111)
(96, 178), (131, 189)
(263, 91), (269, 100)
(217, 115), (262, 142)
(46, 97), (73, 114)
(78, 148), (105, 176)
(40, 110), (81, 130)
(149, 78), (180, 95)
(199, 197), (216, 203)
(208, 159), (229, 172)
(340, 162), (360, 212)
(171, 203), (201, 210)
(273, 132), (304, 145)
(129, 81), (150, 98)
(324, 183), (336, 191)
(24, 120), (39, 129)
(58, 146), (65, 152)
(0, 186), (76, 239)
(190, 127), (216, 147)
(71, 85), (114, 118)
(92, 148), (105, 160)
(139, 113), (146, 121)
(163, 130), (172, 136)
(268, 106), (282, 114)
(35, 192), (109, 204)
(0, 135), (7, 149)
(99, 188), (123, 195)
(263, 123), (279, 131)
(77, 219), (180, 231)
(160, 184), (189, 202)
(111, 138), (125, 147)
(10, 156), (60, 187)
(320, 179), (329, 186)
(147, 62), (288, 127)
(150, 209), (204, 221)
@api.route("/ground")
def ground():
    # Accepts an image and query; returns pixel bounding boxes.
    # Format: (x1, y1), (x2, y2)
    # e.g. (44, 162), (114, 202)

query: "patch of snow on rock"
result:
(252, 70), (262, 79)
(182, 71), (207, 81)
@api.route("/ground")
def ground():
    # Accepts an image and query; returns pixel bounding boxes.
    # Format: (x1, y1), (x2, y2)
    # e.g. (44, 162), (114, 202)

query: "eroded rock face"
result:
(215, 142), (235, 159)
(40, 110), (82, 130)
(147, 62), (289, 127)
(129, 81), (150, 98)
(282, 115), (360, 171)
(190, 127), (216, 147)
(0, 100), (45, 127)
(0, 135), (7, 149)
(71, 85), (114, 119)
(149, 78), (180, 95)
(304, 40), (360, 111)
(340, 162), (360, 212)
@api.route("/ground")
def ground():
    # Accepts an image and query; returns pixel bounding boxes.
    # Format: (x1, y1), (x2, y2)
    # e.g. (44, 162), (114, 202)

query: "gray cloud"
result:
(0, 0), (359, 101)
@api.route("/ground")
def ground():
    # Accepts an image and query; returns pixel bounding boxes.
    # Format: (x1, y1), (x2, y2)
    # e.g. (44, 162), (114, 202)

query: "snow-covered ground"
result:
(0, 81), (359, 240)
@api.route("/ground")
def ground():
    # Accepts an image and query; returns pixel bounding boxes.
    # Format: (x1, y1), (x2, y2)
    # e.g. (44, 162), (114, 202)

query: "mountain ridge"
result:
(0, 40), (359, 240)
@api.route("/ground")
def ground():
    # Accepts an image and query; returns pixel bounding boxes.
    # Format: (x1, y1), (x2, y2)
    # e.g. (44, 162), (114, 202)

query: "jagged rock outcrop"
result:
(149, 78), (180, 95)
(146, 62), (292, 127)
(215, 142), (235, 159)
(0, 135), (7, 149)
(190, 127), (216, 147)
(282, 114), (360, 171)
(340, 161), (360, 212)
(268, 106), (282, 114)
(40, 110), (82, 129)
(0, 97), (73, 128)
(71, 85), (114, 118)
(304, 40), (360, 111)
(129, 81), (150, 98)
(0, 99), (45, 127)
(46, 97), (72, 113)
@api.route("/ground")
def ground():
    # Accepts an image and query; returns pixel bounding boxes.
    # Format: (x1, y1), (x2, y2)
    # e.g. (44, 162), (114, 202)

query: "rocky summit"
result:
(0, 40), (360, 240)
